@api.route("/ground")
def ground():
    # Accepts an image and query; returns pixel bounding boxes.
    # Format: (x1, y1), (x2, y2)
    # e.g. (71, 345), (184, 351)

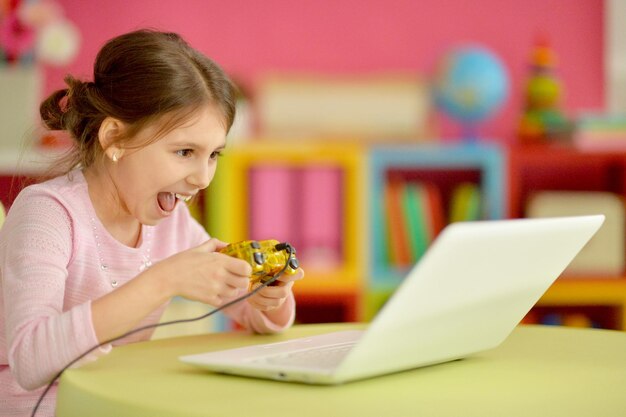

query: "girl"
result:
(0, 29), (303, 416)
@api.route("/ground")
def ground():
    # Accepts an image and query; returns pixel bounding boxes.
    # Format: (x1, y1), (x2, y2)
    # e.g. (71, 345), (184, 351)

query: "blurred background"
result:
(27, 0), (607, 142)
(2, 0), (626, 335)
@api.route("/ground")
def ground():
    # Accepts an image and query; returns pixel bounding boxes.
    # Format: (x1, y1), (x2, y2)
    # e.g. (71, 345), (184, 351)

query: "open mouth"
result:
(157, 192), (193, 213)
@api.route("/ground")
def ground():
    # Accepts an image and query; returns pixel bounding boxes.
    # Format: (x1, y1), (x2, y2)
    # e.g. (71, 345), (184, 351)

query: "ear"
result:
(98, 117), (126, 161)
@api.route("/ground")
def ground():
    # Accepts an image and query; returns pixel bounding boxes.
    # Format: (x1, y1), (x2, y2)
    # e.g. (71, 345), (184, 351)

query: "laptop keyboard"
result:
(252, 342), (356, 369)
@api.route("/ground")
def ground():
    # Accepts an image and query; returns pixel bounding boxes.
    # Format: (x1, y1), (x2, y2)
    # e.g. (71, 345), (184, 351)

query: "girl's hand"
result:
(247, 268), (304, 311)
(154, 238), (252, 306)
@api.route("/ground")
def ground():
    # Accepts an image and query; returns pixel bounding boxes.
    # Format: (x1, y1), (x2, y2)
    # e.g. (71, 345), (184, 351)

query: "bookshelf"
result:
(3, 142), (625, 331)
(361, 142), (626, 330)
(368, 143), (505, 287)
(365, 142), (505, 318)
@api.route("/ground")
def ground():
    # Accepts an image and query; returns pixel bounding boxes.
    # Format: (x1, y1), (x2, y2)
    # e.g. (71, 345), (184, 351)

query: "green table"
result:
(57, 324), (626, 417)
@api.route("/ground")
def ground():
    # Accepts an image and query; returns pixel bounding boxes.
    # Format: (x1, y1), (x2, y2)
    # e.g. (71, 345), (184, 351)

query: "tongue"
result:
(157, 192), (176, 212)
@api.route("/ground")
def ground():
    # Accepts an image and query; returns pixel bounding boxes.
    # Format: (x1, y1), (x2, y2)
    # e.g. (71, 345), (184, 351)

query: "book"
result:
(449, 183), (481, 223)
(248, 166), (296, 246)
(423, 182), (445, 239)
(402, 182), (428, 261)
(298, 166), (343, 268)
(384, 179), (411, 267)
(574, 113), (626, 151)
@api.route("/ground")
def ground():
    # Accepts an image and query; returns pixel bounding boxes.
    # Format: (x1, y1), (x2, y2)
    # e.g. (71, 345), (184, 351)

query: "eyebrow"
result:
(174, 142), (226, 151)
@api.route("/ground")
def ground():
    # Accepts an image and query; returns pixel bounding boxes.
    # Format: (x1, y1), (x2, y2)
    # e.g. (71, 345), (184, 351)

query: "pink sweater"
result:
(0, 171), (295, 416)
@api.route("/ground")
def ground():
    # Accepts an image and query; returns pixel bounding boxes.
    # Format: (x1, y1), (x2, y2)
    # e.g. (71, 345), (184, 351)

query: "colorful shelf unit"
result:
(508, 144), (626, 330)
(3, 142), (625, 331)
(204, 141), (367, 324)
(368, 143), (505, 293)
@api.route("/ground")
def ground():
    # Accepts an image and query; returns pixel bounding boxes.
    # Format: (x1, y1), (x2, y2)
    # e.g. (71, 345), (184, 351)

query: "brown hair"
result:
(39, 29), (236, 175)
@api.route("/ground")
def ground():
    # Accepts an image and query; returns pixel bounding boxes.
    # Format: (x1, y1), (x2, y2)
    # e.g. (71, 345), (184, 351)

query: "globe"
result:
(433, 46), (509, 127)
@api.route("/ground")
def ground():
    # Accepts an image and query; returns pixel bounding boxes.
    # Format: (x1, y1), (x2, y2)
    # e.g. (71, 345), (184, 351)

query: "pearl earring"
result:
(111, 152), (118, 162)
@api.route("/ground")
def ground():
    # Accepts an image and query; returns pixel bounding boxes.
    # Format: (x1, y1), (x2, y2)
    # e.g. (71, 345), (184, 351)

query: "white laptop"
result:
(179, 215), (604, 384)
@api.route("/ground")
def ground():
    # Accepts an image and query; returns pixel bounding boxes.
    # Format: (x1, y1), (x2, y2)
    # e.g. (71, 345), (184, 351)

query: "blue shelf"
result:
(368, 142), (506, 290)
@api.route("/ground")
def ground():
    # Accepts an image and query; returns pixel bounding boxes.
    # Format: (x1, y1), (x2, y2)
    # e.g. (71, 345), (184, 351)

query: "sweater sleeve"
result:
(1, 189), (103, 391)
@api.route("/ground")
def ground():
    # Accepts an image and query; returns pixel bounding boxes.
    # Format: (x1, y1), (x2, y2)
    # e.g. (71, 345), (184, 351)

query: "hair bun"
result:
(39, 89), (70, 131)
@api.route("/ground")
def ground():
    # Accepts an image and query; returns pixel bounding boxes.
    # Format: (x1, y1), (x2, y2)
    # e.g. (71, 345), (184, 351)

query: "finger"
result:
(222, 286), (244, 299)
(248, 295), (286, 311)
(276, 269), (304, 283)
(196, 238), (222, 252)
(247, 298), (268, 311)
(256, 282), (293, 298)
(225, 275), (250, 291)
(222, 257), (253, 277)
(212, 238), (229, 250)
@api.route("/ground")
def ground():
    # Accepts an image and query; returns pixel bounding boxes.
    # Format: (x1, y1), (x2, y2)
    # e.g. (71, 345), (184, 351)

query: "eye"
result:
(209, 150), (222, 160)
(176, 149), (193, 158)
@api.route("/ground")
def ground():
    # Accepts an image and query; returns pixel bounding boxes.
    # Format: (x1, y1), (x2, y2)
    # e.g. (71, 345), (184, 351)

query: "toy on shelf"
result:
(518, 37), (571, 145)
(219, 239), (299, 290)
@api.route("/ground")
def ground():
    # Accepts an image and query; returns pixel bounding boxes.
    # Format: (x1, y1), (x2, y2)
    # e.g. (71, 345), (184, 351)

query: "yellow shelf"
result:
(205, 141), (367, 322)
(538, 278), (626, 330)
(540, 278), (626, 305)
(293, 266), (362, 294)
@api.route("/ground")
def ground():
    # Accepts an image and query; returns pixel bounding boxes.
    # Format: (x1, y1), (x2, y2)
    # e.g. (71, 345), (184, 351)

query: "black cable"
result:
(31, 244), (294, 417)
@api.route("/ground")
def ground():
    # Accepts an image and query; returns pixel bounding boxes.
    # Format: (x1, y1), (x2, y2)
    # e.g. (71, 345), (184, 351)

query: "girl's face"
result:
(108, 104), (227, 226)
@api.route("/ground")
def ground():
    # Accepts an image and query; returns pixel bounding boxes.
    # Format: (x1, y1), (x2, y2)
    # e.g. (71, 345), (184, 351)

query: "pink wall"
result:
(49, 0), (604, 143)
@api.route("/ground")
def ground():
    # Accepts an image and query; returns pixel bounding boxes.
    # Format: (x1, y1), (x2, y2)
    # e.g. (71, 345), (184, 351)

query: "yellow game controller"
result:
(219, 239), (299, 290)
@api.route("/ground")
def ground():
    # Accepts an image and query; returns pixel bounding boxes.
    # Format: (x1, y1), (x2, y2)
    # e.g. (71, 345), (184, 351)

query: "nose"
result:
(186, 159), (215, 190)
